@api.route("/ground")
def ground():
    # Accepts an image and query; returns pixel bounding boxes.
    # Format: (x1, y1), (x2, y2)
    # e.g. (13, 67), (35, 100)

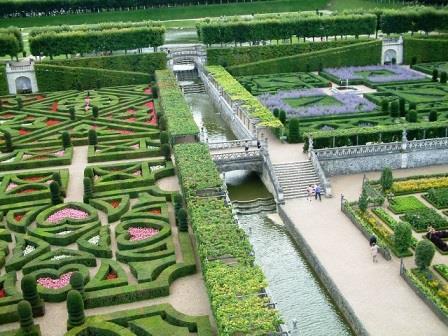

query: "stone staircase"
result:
(273, 160), (322, 199)
(232, 197), (276, 215)
(181, 82), (205, 94)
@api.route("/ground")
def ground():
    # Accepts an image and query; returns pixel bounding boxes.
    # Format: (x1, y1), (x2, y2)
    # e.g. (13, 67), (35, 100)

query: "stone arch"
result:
(383, 49), (397, 64)
(15, 76), (32, 94)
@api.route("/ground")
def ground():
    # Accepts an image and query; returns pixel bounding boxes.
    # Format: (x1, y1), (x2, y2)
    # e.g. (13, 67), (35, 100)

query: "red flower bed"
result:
(1, 113), (15, 119)
(14, 213), (24, 222)
(22, 176), (45, 182)
(25, 115), (35, 121)
(127, 109), (136, 114)
(148, 209), (161, 215)
(147, 115), (157, 126)
(109, 200), (120, 208)
(144, 88), (152, 95)
(106, 271), (118, 280)
(126, 117), (136, 122)
(18, 189), (37, 194)
(51, 101), (58, 112)
(145, 101), (154, 110)
(46, 119), (60, 126)
(35, 95), (45, 101)
(0, 288), (6, 299)
(19, 129), (29, 136)
(117, 130), (134, 135)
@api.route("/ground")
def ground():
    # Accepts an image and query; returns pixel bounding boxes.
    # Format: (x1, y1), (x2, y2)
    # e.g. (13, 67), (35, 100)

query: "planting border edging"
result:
(278, 205), (368, 336)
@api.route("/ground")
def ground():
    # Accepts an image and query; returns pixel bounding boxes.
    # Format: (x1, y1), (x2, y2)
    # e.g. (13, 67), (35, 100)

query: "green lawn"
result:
(326, 0), (403, 11)
(355, 69), (395, 78)
(283, 95), (341, 108)
(0, 0), (328, 28)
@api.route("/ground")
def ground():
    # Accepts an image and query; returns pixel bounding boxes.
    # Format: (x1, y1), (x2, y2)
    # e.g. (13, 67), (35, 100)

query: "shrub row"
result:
(198, 13), (377, 45)
(404, 38), (448, 64)
(206, 65), (282, 127)
(35, 64), (151, 92)
(0, 27), (23, 58)
(30, 27), (165, 58)
(380, 8), (448, 34)
(228, 40), (381, 75)
(43, 52), (166, 76)
(155, 70), (199, 140)
(207, 40), (360, 67)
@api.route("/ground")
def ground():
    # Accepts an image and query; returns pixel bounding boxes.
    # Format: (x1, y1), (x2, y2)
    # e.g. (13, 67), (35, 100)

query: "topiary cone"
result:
(21, 275), (44, 317)
(17, 300), (35, 333)
(67, 290), (85, 329)
(69, 272), (85, 299)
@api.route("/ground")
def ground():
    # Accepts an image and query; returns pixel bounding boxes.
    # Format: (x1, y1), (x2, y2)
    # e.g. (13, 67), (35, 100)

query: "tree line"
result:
(0, 27), (23, 58)
(29, 26), (165, 59)
(198, 8), (448, 45)
(1, 0), (267, 17)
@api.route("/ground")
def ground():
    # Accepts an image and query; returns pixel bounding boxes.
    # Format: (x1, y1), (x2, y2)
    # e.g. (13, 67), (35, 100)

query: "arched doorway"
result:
(383, 49), (397, 64)
(15, 76), (32, 94)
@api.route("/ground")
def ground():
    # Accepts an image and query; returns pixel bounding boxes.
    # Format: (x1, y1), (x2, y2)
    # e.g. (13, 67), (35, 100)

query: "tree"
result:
(92, 105), (99, 119)
(279, 110), (286, 125)
(3, 131), (13, 152)
(381, 100), (389, 113)
(429, 110), (438, 122)
(415, 240), (435, 271)
(432, 69), (439, 82)
(49, 181), (62, 205)
(407, 110), (418, 123)
(177, 208), (188, 232)
(83, 177), (93, 203)
(390, 101), (399, 118)
(273, 108), (279, 118)
(69, 272), (85, 300)
(358, 190), (368, 213)
(61, 131), (72, 149)
(52, 172), (62, 188)
(159, 116), (167, 131)
(17, 301), (36, 334)
(17, 97), (23, 110)
(69, 106), (76, 121)
(287, 118), (300, 143)
(88, 129), (97, 146)
(67, 290), (85, 329)
(21, 275), (44, 317)
(409, 102), (417, 111)
(394, 222), (412, 254)
(160, 144), (171, 161)
(399, 98), (406, 117)
(440, 71), (447, 84)
(160, 131), (169, 144)
(380, 167), (393, 192)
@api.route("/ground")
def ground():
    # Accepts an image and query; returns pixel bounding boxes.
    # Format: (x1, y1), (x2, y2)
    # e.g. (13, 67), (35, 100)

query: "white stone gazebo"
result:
(5, 59), (39, 94)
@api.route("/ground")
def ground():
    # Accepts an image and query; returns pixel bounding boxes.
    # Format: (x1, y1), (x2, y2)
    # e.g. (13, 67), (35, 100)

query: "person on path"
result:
(369, 235), (377, 247)
(371, 242), (379, 263)
(427, 225), (436, 239)
(244, 141), (249, 152)
(257, 140), (261, 149)
(306, 184), (313, 202)
(315, 184), (322, 201)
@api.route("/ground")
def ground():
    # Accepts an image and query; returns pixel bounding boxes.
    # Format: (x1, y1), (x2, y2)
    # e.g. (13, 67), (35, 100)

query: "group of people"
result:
(244, 140), (261, 151)
(306, 184), (323, 201)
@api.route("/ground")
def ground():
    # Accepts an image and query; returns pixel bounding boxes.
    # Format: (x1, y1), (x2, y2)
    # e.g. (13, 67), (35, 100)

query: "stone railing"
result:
(208, 139), (266, 150)
(6, 60), (34, 72)
(407, 137), (448, 151)
(261, 147), (284, 204)
(314, 141), (402, 159)
(211, 149), (262, 162)
(310, 151), (332, 197)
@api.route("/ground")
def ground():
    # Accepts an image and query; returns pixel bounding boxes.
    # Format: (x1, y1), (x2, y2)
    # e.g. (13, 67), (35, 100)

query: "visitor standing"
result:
(371, 242), (379, 263)
(306, 184), (313, 202)
(244, 141), (249, 152)
(315, 184), (322, 201)
(257, 140), (261, 149)
(369, 235), (377, 247)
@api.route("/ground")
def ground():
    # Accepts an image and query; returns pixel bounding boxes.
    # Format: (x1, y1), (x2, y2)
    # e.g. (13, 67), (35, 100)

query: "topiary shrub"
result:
(3, 131), (13, 152)
(17, 301), (36, 334)
(429, 110), (438, 122)
(61, 131), (72, 149)
(88, 129), (97, 146)
(83, 177), (93, 204)
(273, 108), (279, 118)
(409, 102), (417, 111)
(440, 71), (447, 84)
(411, 56), (417, 65)
(69, 106), (76, 121)
(160, 131), (169, 144)
(358, 190), (368, 213)
(177, 208), (188, 232)
(279, 110), (286, 125)
(432, 69), (439, 82)
(152, 85), (158, 99)
(415, 240), (435, 271)
(160, 144), (171, 161)
(287, 118), (300, 143)
(381, 100), (389, 113)
(17, 97), (23, 110)
(69, 272), (85, 300)
(67, 290), (85, 329)
(52, 172), (62, 187)
(92, 105), (99, 119)
(390, 101), (399, 118)
(84, 167), (94, 179)
(394, 222), (412, 255)
(380, 167), (393, 192)
(407, 110), (418, 123)
(399, 98), (406, 117)
(21, 275), (44, 317)
(159, 116), (167, 131)
(49, 181), (62, 205)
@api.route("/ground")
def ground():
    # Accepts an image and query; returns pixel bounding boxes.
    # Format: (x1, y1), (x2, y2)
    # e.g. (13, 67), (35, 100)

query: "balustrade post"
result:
(401, 129), (408, 151)
(308, 137), (313, 159)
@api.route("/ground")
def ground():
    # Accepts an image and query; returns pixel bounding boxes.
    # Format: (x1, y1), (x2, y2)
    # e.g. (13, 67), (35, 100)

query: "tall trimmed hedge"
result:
(29, 27), (165, 58)
(228, 40), (382, 76)
(0, 64), (8, 95)
(207, 40), (360, 67)
(35, 64), (150, 91)
(404, 38), (448, 64)
(43, 53), (166, 75)
(380, 8), (448, 34)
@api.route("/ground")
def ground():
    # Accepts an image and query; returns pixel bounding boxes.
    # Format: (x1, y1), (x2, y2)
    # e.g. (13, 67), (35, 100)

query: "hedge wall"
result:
(228, 40), (382, 76)
(35, 64), (151, 92)
(0, 64), (8, 95)
(207, 40), (360, 67)
(43, 53), (166, 75)
(404, 38), (448, 64)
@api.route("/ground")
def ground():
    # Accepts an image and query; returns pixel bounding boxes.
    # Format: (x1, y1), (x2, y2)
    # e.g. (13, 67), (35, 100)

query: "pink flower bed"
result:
(6, 183), (17, 192)
(37, 272), (73, 289)
(53, 150), (65, 157)
(128, 227), (159, 241)
(127, 109), (136, 114)
(144, 88), (152, 95)
(47, 208), (89, 224)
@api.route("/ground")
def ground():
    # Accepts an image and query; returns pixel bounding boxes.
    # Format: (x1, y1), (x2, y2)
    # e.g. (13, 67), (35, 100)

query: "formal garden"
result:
(343, 169), (448, 318)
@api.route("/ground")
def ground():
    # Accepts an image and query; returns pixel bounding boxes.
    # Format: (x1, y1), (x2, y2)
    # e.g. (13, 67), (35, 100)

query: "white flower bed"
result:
(50, 254), (71, 261)
(150, 165), (164, 172)
(88, 235), (100, 245)
(23, 245), (35, 256)
(56, 230), (73, 235)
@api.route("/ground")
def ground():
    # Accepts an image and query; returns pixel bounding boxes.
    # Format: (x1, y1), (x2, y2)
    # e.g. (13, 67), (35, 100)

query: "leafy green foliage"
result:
(380, 167), (393, 192)
(390, 101), (399, 118)
(88, 129), (97, 146)
(394, 222), (412, 254)
(406, 110), (418, 123)
(3, 131), (13, 152)
(358, 190), (368, 213)
(426, 188), (448, 208)
(441, 71), (447, 84)
(21, 275), (44, 317)
(83, 177), (93, 203)
(160, 131), (169, 144)
(70, 272), (85, 299)
(415, 240), (435, 270)
(287, 118), (300, 143)
(49, 181), (62, 205)
(429, 110), (438, 122)
(177, 208), (188, 232)
(67, 290), (85, 328)
(17, 301), (35, 334)
(389, 196), (427, 214)
(160, 144), (171, 161)
(61, 131), (72, 149)
(401, 208), (448, 232)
